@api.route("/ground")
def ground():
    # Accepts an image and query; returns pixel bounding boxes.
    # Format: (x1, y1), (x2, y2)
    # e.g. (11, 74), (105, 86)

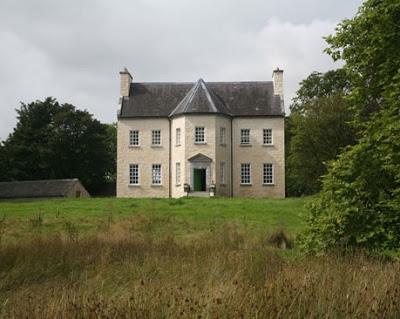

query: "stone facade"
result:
(117, 118), (170, 198)
(117, 114), (285, 198)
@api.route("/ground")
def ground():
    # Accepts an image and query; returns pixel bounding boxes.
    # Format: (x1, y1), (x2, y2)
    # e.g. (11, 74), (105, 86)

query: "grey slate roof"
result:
(0, 179), (85, 199)
(119, 79), (283, 118)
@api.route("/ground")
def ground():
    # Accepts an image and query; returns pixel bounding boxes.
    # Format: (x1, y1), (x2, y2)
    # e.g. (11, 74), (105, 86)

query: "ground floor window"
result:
(263, 163), (273, 184)
(129, 164), (139, 185)
(240, 163), (251, 184)
(176, 162), (181, 185)
(152, 164), (162, 185)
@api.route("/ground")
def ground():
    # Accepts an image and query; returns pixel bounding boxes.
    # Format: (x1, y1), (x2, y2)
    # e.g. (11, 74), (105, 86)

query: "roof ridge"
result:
(169, 79), (230, 117)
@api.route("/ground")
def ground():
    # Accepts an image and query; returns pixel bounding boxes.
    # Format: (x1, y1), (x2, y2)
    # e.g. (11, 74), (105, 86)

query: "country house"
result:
(116, 68), (285, 198)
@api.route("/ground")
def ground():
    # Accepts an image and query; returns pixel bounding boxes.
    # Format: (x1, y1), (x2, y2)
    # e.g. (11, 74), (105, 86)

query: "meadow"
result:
(0, 197), (399, 318)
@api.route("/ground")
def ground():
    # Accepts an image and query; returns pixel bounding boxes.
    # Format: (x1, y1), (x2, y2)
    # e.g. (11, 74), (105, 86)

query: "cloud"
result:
(0, 0), (362, 140)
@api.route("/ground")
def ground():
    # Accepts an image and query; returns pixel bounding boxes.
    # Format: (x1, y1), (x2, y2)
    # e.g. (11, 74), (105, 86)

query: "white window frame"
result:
(129, 164), (139, 185)
(176, 128), (181, 146)
(263, 129), (273, 145)
(220, 162), (225, 184)
(240, 163), (251, 185)
(176, 162), (181, 185)
(240, 129), (250, 145)
(152, 164), (162, 185)
(152, 130), (161, 146)
(220, 127), (226, 145)
(129, 130), (139, 146)
(263, 163), (274, 185)
(195, 127), (206, 144)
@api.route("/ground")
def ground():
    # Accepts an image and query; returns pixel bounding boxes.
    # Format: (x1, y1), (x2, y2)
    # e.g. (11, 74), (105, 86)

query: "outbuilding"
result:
(0, 179), (90, 200)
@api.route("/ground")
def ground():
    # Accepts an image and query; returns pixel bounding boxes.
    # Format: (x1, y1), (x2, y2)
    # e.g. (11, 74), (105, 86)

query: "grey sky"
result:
(0, 0), (362, 141)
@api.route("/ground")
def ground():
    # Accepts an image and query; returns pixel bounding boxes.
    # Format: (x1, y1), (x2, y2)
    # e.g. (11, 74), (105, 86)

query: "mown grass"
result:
(1, 197), (399, 318)
(0, 197), (308, 243)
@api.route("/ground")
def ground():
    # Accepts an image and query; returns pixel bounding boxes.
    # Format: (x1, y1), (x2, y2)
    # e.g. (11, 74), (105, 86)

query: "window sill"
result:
(151, 145), (162, 148)
(262, 144), (274, 147)
(263, 183), (275, 186)
(220, 143), (227, 147)
(240, 144), (252, 147)
(151, 184), (163, 187)
(220, 183), (226, 187)
(175, 144), (181, 147)
(240, 183), (252, 186)
(194, 142), (207, 145)
(128, 184), (140, 187)
(129, 145), (140, 148)
(175, 183), (181, 187)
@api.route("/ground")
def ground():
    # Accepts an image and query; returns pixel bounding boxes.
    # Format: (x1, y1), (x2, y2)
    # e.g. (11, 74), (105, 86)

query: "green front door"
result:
(193, 169), (206, 191)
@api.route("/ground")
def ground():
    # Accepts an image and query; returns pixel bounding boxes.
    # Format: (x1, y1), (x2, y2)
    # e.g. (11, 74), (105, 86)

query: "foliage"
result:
(301, 73), (400, 252)
(324, 0), (400, 125)
(1, 98), (116, 193)
(286, 70), (355, 196)
(301, 0), (400, 252)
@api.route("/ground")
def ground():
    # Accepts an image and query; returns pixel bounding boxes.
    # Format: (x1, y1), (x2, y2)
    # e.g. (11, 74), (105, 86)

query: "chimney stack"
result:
(119, 67), (132, 97)
(272, 68), (284, 111)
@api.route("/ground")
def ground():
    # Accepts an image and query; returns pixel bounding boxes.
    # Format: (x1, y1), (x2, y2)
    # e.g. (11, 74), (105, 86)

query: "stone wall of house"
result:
(117, 115), (285, 199)
(171, 116), (186, 198)
(232, 117), (285, 198)
(117, 118), (170, 198)
(215, 116), (232, 197)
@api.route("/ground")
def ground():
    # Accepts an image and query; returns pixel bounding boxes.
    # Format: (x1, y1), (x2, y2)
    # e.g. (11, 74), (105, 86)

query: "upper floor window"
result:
(220, 162), (225, 184)
(240, 129), (250, 145)
(220, 127), (226, 145)
(152, 130), (161, 146)
(263, 129), (273, 145)
(263, 163), (273, 185)
(241, 163), (251, 185)
(176, 162), (181, 185)
(195, 127), (205, 143)
(152, 164), (162, 185)
(176, 128), (181, 146)
(129, 130), (139, 146)
(129, 164), (139, 185)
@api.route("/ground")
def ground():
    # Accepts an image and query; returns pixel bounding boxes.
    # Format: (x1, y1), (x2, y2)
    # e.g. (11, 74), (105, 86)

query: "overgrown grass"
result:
(0, 215), (399, 318)
(1, 197), (398, 318)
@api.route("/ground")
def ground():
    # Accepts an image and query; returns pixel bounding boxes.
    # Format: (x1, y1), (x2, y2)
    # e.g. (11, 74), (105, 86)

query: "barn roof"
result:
(119, 80), (283, 118)
(0, 179), (86, 199)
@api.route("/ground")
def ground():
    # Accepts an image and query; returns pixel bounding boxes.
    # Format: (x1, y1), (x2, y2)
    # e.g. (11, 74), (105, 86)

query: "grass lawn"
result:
(0, 196), (310, 243)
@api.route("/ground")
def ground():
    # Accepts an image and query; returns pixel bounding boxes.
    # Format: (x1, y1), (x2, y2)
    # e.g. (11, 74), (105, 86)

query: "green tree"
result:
(3, 97), (115, 193)
(300, 0), (400, 252)
(286, 70), (355, 196)
(0, 142), (10, 181)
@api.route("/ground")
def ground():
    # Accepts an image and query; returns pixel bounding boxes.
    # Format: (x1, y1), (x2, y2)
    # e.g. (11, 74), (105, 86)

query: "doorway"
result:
(193, 169), (206, 191)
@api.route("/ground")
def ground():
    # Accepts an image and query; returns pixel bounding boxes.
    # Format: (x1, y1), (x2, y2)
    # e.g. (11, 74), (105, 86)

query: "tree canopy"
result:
(286, 70), (355, 196)
(1, 98), (115, 193)
(300, 0), (400, 252)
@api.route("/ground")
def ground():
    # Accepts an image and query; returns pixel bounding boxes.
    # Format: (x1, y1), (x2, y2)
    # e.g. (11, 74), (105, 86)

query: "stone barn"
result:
(0, 179), (90, 200)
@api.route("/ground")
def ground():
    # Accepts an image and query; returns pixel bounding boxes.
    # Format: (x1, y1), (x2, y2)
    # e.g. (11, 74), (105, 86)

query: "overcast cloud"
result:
(0, 0), (362, 141)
